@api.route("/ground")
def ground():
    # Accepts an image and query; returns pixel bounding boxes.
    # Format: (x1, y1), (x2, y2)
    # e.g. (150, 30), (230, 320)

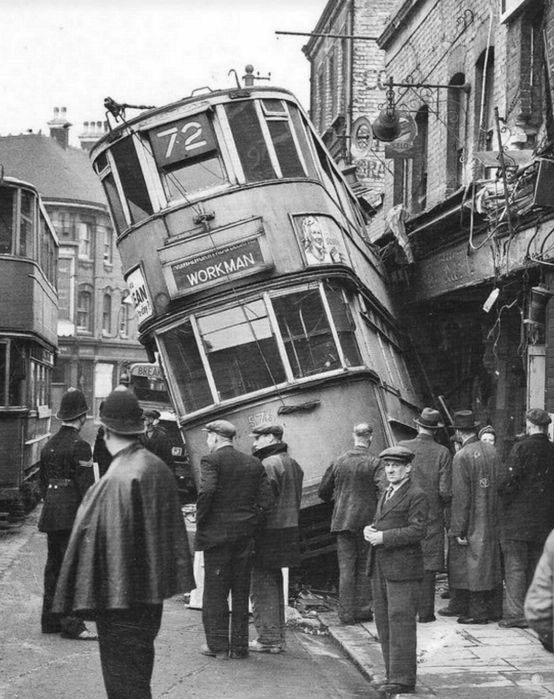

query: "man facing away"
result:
(195, 419), (274, 659)
(443, 409), (502, 624)
(399, 407), (452, 623)
(364, 446), (428, 695)
(249, 423), (304, 654)
(498, 408), (554, 628)
(53, 388), (195, 699)
(38, 387), (95, 640)
(319, 422), (385, 624)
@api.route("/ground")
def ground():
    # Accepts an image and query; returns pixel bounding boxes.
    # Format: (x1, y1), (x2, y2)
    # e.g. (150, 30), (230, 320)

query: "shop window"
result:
(225, 101), (276, 182)
(197, 301), (285, 400)
(110, 136), (153, 224)
(161, 321), (214, 413)
(273, 289), (339, 378)
(77, 289), (93, 332)
(0, 187), (14, 254)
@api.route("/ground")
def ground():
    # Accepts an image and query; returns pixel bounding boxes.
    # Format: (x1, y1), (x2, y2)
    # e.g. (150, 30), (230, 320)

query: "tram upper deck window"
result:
(148, 112), (227, 202)
(20, 190), (34, 258)
(225, 101), (276, 182)
(197, 301), (285, 401)
(0, 188), (14, 254)
(110, 136), (153, 224)
(0, 343), (6, 404)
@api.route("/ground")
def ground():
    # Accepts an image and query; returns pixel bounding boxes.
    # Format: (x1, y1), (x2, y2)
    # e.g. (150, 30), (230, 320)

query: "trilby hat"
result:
(451, 410), (480, 430)
(414, 407), (443, 429)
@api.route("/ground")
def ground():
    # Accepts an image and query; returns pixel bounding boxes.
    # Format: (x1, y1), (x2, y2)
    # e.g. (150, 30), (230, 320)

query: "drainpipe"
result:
(346, 0), (354, 165)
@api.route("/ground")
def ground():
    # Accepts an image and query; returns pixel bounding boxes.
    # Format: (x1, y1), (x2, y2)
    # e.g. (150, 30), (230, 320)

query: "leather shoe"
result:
(438, 607), (462, 617)
(377, 683), (415, 694)
(199, 644), (228, 658)
(229, 650), (248, 659)
(457, 616), (488, 625)
(498, 619), (529, 629)
(418, 615), (436, 623)
(355, 612), (374, 623)
(61, 629), (98, 641)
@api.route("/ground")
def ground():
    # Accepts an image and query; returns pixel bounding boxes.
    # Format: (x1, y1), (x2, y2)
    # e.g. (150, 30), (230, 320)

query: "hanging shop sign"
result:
(384, 112), (418, 159)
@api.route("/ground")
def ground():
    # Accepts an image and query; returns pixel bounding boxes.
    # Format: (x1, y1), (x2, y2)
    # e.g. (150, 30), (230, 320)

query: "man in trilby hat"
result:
(53, 387), (195, 699)
(38, 387), (95, 640)
(399, 408), (452, 623)
(441, 410), (502, 624)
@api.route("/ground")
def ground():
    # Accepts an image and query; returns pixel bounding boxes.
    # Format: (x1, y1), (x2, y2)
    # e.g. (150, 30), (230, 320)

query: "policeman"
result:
(38, 387), (96, 640)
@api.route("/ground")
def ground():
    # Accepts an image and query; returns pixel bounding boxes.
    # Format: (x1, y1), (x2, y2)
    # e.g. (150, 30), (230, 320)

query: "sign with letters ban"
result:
(126, 267), (153, 324)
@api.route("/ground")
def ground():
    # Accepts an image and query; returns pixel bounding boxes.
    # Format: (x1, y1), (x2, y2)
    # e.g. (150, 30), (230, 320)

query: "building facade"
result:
(0, 108), (146, 418)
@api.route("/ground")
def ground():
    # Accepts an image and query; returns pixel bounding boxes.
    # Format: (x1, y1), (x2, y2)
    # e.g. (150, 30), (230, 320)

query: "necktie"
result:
(385, 486), (394, 501)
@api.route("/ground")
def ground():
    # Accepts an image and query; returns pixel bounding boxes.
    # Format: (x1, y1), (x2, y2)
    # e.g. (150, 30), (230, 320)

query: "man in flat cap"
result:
(196, 419), (273, 659)
(249, 423), (303, 653)
(442, 410), (502, 625)
(142, 409), (174, 471)
(53, 387), (194, 699)
(498, 407), (554, 628)
(319, 422), (385, 624)
(399, 408), (452, 623)
(364, 445), (428, 695)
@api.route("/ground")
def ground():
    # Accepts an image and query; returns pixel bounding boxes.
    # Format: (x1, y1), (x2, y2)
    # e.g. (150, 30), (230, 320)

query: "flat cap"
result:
(379, 445), (415, 463)
(202, 419), (236, 438)
(478, 424), (496, 439)
(143, 409), (161, 419)
(526, 408), (551, 426)
(250, 423), (284, 438)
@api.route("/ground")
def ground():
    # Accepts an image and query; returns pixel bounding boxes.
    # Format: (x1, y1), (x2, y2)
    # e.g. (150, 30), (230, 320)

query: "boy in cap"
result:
(196, 419), (273, 659)
(53, 387), (194, 699)
(364, 446), (428, 695)
(250, 423), (303, 653)
(498, 408), (554, 628)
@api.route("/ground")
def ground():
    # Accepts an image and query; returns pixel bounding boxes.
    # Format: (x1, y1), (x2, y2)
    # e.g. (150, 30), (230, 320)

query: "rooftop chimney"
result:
(47, 106), (72, 149)
(78, 119), (108, 152)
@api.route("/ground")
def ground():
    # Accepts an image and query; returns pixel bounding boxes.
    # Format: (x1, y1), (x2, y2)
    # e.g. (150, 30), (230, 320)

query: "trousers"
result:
(251, 566), (285, 646)
(202, 537), (254, 654)
(501, 539), (544, 622)
(371, 555), (420, 687)
(336, 531), (372, 622)
(418, 570), (436, 620)
(41, 530), (85, 636)
(96, 604), (163, 699)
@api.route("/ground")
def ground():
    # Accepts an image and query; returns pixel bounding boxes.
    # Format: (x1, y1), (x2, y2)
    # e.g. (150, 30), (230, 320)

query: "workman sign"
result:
(169, 237), (269, 294)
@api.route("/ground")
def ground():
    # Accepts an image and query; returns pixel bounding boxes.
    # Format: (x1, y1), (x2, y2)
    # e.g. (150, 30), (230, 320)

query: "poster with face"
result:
(296, 214), (347, 266)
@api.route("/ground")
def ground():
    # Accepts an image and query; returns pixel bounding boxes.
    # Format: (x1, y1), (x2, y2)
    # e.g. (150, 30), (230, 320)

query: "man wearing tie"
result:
(364, 446), (429, 695)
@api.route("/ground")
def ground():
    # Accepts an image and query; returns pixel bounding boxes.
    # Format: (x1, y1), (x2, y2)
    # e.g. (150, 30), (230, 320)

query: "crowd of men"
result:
(37, 388), (554, 697)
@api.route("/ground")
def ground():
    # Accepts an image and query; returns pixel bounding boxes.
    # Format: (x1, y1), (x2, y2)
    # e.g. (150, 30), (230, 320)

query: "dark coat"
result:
(142, 425), (174, 470)
(319, 445), (385, 532)
(367, 479), (428, 582)
(253, 442), (304, 569)
(399, 433), (452, 570)
(92, 426), (112, 478)
(498, 433), (554, 543)
(195, 445), (274, 551)
(38, 426), (94, 532)
(52, 443), (194, 617)
(449, 436), (501, 591)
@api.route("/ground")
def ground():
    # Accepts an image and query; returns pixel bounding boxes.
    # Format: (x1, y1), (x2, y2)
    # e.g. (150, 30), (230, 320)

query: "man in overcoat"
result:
(250, 423), (303, 653)
(364, 446), (428, 695)
(447, 410), (502, 624)
(53, 387), (194, 699)
(319, 422), (385, 624)
(400, 407), (452, 622)
(142, 409), (174, 471)
(38, 387), (95, 639)
(196, 419), (273, 659)
(498, 408), (554, 628)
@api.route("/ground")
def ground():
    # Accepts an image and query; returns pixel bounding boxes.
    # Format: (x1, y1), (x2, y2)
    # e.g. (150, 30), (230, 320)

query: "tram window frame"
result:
(259, 100), (306, 178)
(94, 154), (128, 236)
(224, 100), (277, 182)
(39, 210), (58, 288)
(110, 135), (154, 225)
(19, 188), (36, 259)
(0, 186), (15, 254)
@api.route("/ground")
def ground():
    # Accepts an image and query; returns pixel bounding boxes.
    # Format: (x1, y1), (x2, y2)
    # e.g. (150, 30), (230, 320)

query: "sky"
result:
(1, 0), (327, 145)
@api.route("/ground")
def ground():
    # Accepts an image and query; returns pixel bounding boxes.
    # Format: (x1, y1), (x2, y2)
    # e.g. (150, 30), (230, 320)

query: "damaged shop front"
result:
(379, 155), (554, 459)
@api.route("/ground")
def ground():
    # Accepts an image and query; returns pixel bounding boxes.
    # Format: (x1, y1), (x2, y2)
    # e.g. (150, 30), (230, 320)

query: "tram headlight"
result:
(155, 292), (170, 313)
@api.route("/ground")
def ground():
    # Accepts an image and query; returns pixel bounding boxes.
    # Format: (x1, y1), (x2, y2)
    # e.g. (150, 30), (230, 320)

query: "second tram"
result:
(91, 75), (421, 556)
(0, 175), (59, 520)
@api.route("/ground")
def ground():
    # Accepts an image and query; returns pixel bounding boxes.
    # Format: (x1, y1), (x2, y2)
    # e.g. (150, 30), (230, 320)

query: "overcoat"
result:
(449, 436), (501, 591)
(399, 434), (452, 570)
(253, 441), (304, 568)
(142, 425), (174, 470)
(524, 528), (554, 649)
(366, 479), (428, 581)
(52, 443), (195, 617)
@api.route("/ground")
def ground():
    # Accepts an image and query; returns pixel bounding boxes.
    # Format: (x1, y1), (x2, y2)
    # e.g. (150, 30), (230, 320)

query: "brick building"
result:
(0, 109), (146, 417)
(307, 0), (554, 455)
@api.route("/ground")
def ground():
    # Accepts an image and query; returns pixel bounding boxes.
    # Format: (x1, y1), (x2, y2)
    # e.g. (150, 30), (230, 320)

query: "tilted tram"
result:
(91, 77), (421, 556)
(0, 175), (59, 520)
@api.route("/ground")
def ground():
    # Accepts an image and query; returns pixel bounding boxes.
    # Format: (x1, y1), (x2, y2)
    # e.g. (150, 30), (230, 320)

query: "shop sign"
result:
(171, 237), (266, 292)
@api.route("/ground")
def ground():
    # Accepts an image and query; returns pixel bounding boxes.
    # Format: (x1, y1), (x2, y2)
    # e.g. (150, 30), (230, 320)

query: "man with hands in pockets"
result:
(364, 445), (428, 696)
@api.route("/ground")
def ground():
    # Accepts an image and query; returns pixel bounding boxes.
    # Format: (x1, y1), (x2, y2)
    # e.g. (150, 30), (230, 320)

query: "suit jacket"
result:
(195, 445), (274, 551)
(367, 479), (428, 582)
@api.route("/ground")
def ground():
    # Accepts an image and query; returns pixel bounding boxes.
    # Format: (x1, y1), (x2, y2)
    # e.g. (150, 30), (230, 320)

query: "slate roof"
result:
(0, 134), (107, 208)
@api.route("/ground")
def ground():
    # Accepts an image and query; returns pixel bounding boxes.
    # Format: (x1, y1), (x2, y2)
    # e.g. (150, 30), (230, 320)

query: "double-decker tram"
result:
(91, 75), (421, 556)
(0, 174), (58, 521)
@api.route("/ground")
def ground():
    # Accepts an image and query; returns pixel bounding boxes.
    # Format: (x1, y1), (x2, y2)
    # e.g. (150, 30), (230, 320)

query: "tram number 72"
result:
(149, 113), (215, 166)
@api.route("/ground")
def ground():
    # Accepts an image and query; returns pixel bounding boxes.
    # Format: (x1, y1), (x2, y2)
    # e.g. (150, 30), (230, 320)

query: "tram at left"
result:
(0, 175), (59, 522)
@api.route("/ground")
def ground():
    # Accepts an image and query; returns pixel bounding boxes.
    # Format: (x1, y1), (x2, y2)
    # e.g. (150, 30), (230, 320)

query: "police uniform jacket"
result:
(366, 479), (428, 582)
(318, 446), (385, 532)
(38, 426), (93, 532)
(195, 445), (274, 551)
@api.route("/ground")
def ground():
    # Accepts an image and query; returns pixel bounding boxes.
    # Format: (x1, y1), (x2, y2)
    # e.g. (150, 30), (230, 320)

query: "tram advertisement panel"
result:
(293, 214), (348, 267)
(126, 266), (153, 323)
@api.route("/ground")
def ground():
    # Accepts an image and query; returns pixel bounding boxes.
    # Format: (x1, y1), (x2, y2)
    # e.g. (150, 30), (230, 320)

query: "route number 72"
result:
(156, 121), (207, 160)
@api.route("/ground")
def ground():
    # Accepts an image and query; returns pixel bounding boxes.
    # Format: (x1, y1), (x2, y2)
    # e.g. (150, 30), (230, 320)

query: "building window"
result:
(119, 302), (129, 337)
(77, 289), (92, 332)
(412, 105), (429, 213)
(102, 293), (112, 334)
(475, 48), (495, 151)
(104, 227), (113, 265)
(446, 73), (467, 192)
(78, 222), (93, 259)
